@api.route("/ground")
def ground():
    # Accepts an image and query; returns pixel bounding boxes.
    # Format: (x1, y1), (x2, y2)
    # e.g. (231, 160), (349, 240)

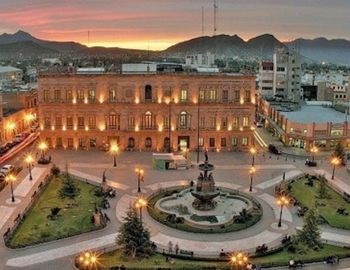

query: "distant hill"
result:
(1, 30), (350, 65)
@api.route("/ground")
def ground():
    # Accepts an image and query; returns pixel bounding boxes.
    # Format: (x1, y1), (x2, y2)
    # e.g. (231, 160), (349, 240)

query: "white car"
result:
(0, 165), (14, 175)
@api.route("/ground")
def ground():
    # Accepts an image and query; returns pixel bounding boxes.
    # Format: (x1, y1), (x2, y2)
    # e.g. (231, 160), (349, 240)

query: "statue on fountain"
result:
(191, 150), (220, 210)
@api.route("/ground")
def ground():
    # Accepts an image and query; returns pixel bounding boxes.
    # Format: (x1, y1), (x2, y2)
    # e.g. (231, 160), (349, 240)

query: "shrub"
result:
(51, 164), (60, 176)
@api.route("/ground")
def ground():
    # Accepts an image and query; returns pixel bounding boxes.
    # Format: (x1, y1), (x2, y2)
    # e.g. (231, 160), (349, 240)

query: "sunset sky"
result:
(0, 0), (349, 50)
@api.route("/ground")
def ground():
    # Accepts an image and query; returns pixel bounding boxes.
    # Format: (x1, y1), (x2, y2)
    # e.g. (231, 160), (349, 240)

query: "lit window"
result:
(180, 89), (188, 102)
(243, 117), (249, 127)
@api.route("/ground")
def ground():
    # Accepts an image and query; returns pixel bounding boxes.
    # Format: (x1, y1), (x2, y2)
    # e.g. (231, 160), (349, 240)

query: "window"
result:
(199, 90), (205, 101)
(179, 112), (188, 129)
(232, 117), (239, 129)
(67, 117), (73, 129)
(277, 67), (285, 72)
(55, 117), (62, 129)
(242, 137), (248, 146)
(56, 137), (63, 147)
(88, 116), (96, 129)
(145, 85), (152, 100)
(209, 89), (217, 101)
(232, 137), (238, 147)
(145, 137), (152, 148)
(222, 90), (228, 102)
(234, 90), (240, 101)
(163, 116), (169, 129)
(54, 89), (61, 101)
(78, 138), (85, 148)
(77, 90), (84, 102)
(143, 111), (153, 129)
(44, 117), (51, 129)
(209, 138), (215, 147)
(109, 89), (116, 102)
(90, 138), (97, 147)
(128, 137), (135, 148)
(243, 117), (249, 127)
(180, 89), (188, 102)
(44, 90), (50, 102)
(221, 117), (227, 128)
(198, 137), (204, 147)
(66, 90), (72, 102)
(210, 117), (216, 129)
(78, 117), (84, 129)
(127, 116), (135, 130)
(200, 117), (205, 129)
(244, 90), (251, 102)
(163, 88), (171, 97)
(221, 138), (227, 147)
(67, 138), (74, 148)
(109, 112), (117, 129)
(88, 89), (96, 102)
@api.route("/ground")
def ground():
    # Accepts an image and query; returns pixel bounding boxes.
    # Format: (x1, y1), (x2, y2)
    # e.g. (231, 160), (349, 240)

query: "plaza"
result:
(0, 144), (349, 269)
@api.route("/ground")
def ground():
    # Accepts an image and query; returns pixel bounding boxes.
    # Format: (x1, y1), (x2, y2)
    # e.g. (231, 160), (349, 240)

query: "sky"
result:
(0, 0), (350, 50)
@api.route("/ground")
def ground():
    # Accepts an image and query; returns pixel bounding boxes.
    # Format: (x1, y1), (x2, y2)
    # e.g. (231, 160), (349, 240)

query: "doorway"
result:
(178, 136), (190, 151)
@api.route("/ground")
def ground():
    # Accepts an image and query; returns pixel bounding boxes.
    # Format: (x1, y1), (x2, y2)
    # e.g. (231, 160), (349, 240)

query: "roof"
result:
(0, 66), (22, 73)
(281, 105), (348, 124)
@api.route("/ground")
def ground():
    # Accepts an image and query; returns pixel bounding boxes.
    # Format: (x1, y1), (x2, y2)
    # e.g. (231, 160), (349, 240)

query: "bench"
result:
(179, 249), (194, 256)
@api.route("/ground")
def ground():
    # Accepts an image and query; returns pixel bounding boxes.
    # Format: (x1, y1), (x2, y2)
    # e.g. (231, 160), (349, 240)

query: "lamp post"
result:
(5, 174), (16, 203)
(25, 154), (34, 180)
(230, 252), (249, 269)
(276, 196), (289, 227)
(196, 95), (200, 163)
(38, 141), (48, 160)
(331, 157), (340, 180)
(135, 197), (147, 223)
(135, 167), (144, 193)
(250, 147), (257, 166)
(310, 146), (318, 161)
(166, 93), (173, 153)
(249, 166), (256, 192)
(109, 143), (119, 167)
(77, 251), (98, 270)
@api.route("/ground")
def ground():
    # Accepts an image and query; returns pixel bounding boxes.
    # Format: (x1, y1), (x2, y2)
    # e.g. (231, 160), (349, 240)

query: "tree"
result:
(333, 142), (345, 164)
(317, 177), (330, 199)
(296, 208), (322, 250)
(117, 206), (155, 258)
(59, 174), (80, 199)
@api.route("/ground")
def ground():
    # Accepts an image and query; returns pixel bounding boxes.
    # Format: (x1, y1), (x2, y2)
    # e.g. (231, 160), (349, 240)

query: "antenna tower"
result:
(201, 6), (204, 36)
(213, 0), (218, 36)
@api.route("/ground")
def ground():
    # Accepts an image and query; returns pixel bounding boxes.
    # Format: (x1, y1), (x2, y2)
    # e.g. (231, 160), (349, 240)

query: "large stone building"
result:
(37, 73), (256, 152)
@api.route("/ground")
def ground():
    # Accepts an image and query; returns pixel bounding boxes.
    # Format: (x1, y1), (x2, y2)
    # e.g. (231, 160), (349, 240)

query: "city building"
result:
(37, 73), (256, 152)
(258, 48), (302, 103)
(259, 99), (350, 151)
(317, 82), (350, 104)
(0, 66), (23, 87)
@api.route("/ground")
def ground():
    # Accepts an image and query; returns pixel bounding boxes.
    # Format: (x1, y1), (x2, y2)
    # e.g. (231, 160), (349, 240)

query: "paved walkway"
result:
(13, 168), (46, 197)
(255, 170), (303, 189)
(314, 169), (350, 194)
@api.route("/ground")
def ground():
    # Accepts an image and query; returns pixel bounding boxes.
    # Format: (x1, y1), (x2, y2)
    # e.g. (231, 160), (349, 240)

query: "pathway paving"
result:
(13, 168), (46, 197)
(258, 193), (293, 222)
(0, 206), (16, 230)
(255, 170), (303, 189)
(314, 169), (350, 194)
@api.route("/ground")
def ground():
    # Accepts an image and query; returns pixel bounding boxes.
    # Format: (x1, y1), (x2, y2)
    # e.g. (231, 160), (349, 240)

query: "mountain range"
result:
(1, 30), (350, 65)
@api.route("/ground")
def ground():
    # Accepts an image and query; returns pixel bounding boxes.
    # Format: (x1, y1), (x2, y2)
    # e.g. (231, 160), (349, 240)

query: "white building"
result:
(185, 52), (216, 68)
(258, 48), (301, 103)
(0, 66), (23, 87)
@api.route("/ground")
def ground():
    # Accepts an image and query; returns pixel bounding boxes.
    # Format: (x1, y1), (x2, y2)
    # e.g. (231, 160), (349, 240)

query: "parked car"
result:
(255, 121), (263, 128)
(6, 141), (18, 148)
(305, 160), (317, 167)
(0, 165), (15, 176)
(0, 144), (9, 155)
(268, 144), (282, 155)
(13, 134), (25, 143)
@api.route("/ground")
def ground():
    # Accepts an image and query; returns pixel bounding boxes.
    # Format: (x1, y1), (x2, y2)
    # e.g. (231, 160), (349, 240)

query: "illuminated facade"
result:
(37, 73), (256, 151)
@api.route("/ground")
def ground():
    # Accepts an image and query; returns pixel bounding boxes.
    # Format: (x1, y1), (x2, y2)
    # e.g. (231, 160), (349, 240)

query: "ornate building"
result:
(37, 73), (256, 152)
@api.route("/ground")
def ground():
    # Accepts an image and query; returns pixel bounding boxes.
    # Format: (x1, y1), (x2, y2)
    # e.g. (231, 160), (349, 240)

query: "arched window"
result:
(128, 137), (135, 148)
(163, 137), (170, 149)
(145, 137), (152, 148)
(145, 85), (152, 100)
(143, 111), (153, 129)
(179, 111), (188, 129)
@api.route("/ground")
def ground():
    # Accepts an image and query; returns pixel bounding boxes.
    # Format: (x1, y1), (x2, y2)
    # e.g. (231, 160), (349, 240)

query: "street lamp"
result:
(249, 166), (256, 192)
(310, 146), (318, 161)
(276, 196), (289, 227)
(5, 174), (16, 202)
(135, 168), (144, 193)
(135, 197), (147, 223)
(109, 143), (119, 167)
(230, 252), (249, 269)
(250, 147), (257, 166)
(38, 141), (48, 160)
(77, 251), (98, 270)
(25, 154), (34, 180)
(331, 157), (340, 180)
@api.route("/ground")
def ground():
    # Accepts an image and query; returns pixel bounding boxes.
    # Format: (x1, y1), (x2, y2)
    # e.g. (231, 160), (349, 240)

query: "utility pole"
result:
(213, 0), (218, 36)
(201, 6), (204, 37)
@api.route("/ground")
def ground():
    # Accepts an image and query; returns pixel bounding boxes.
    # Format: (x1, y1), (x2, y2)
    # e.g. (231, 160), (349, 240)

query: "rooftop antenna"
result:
(213, 0), (218, 36)
(201, 6), (204, 37)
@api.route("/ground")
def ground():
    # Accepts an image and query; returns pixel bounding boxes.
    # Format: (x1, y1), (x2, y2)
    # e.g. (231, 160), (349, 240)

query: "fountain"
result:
(191, 151), (220, 210)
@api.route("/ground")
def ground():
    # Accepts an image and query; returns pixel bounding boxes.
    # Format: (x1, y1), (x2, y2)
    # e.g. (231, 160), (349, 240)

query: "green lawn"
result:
(97, 245), (350, 269)
(290, 178), (350, 230)
(8, 176), (103, 248)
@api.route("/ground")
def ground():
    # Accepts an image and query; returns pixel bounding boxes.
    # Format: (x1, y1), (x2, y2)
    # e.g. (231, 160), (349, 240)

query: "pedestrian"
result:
(168, 241), (173, 253)
(175, 243), (179, 255)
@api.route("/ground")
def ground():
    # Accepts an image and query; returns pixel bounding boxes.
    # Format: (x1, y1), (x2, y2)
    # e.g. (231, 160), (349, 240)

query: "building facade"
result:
(37, 73), (256, 152)
(0, 66), (23, 88)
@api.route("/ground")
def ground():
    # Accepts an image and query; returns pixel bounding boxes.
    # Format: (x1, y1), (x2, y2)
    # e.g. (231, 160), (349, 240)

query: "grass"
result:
(8, 175), (103, 248)
(97, 244), (350, 269)
(290, 177), (350, 230)
(147, 189), (262, 234)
